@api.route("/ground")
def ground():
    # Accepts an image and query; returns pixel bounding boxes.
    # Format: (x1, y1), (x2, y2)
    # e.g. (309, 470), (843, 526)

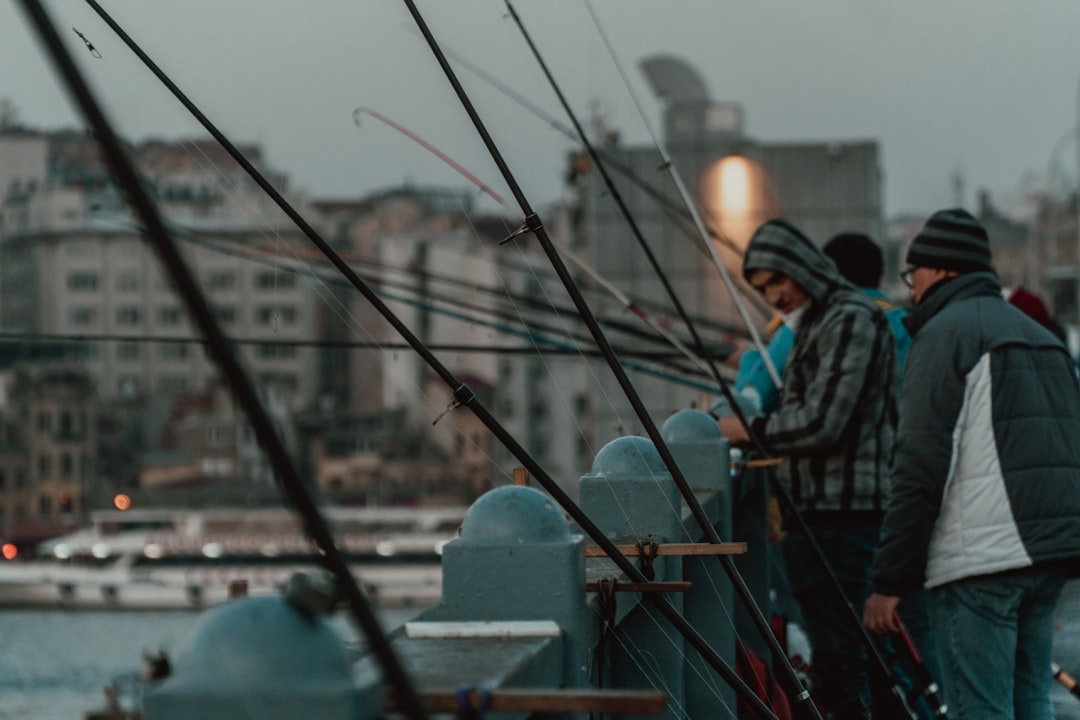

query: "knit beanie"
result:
(905, 208), (993, 274)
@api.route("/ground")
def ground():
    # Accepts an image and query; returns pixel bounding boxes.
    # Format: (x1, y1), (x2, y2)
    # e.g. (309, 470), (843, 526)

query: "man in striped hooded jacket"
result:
(864, 208), (1080, 720)
(720, 218), (897, 719)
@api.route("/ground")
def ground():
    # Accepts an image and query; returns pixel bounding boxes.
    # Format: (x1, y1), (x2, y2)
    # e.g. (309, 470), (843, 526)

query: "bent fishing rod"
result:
(83, 3), (776, 716)
(17, 3), (430, 720)
(405, 1), (817, 717)
(355, 106), (717, 379)
(501, 5), (827, 716)
(580, 4), (919, 717)
(500, 3), (724, 383)
(579, 1), (780, 392)
(501, 5), (829, 716)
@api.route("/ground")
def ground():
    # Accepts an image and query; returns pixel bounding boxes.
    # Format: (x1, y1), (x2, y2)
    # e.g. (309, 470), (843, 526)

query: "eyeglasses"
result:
(899, 267), (917, 289)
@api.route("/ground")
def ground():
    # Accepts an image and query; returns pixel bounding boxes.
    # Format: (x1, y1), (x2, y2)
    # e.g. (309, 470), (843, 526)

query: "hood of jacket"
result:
(743, 220), (850, 305)
(904, 271), (1002, 337)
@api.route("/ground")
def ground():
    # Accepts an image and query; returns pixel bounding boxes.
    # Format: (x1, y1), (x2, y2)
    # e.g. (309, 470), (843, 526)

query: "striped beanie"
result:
(905, 208), (993, 273)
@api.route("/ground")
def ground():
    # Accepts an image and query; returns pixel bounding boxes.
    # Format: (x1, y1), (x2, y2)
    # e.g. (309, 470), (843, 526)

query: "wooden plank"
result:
(586, 581), (691, 593)
(584, 542), (746, 558)
(512, 466), (529, 486)
(745, 457), (783, 468)
(386, 688), (666, 715)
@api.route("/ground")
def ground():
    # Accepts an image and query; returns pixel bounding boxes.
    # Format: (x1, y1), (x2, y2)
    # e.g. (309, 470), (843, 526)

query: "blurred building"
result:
(570, 55), (883, 442)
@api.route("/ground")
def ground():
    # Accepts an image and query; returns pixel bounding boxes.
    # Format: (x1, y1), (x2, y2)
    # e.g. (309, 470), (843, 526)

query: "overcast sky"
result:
(5, 1), (1080, 222)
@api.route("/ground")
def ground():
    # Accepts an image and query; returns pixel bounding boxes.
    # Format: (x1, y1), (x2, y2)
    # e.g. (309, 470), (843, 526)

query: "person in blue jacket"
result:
(734, 232), (910, 414)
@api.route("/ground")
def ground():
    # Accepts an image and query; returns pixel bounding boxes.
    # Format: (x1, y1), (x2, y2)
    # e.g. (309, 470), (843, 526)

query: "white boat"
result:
(0, 505), (465, 611)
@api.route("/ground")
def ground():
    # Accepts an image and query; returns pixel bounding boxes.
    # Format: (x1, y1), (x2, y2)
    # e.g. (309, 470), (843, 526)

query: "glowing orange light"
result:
(700, 155), (776, 252)
(1, 543), (17, 560)
(113, 494), (132, 511)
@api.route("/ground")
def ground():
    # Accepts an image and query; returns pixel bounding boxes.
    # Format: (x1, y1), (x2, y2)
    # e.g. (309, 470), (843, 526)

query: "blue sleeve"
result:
(735, 326), (793, 414)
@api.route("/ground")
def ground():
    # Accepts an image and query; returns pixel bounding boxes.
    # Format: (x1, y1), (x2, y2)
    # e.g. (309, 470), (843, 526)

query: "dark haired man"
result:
(720, 219), (897, 720)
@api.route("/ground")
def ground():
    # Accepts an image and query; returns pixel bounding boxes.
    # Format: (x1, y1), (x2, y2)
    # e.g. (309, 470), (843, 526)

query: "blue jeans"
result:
(931, 567), (1066, 720)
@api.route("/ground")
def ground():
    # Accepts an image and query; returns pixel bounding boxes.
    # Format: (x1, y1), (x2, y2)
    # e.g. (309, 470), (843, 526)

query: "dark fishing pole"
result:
(893, 612), (948, 718)
(582, 4), (919, 717)
(404, 2), (816, 717)
(83, 2), (775, 715)
(501, 1), (726, 387)
(16, 3), (430, 720)
(179, 230), (721, 389)
(502, 3), (826, 717)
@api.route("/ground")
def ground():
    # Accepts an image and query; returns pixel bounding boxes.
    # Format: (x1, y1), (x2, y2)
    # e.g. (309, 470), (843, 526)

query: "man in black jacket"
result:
(864, 208), (1080, 720)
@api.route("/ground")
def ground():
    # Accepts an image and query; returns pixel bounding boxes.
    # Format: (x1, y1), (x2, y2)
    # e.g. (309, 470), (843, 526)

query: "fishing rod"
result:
(581, 4), (917, 718)
(355, 105), (716, 378)
(498, 5), (722, 381)
(405, 25), (738, 261)
(404, 2), (815, 717)
(501, 2), (823, 716)
(1053, 662), (1080, 702)
(579, 1), (779, 392)
(182, 225), (723, 366)
(83, 3), (775, 715)
(893, 612), (948, 718)
(17, 3), (431, 720)
(179, 230), (726, 391)
(0, 329), (700, 359)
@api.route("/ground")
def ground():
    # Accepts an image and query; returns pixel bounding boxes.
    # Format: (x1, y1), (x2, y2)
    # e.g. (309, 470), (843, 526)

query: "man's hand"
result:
(863, 592), (902, 634)
(717, 416), (750, 445)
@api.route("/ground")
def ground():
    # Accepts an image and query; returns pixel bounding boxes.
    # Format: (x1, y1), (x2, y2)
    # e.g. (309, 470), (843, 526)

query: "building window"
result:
(60, 453), (73, 479)
(69, 306), (97, 327)
(255, 306), (297, 325)
(66, 272), (99, 291)
(206, 271), (236, 291)
(159, 344), (190, 360)
(116, 271), (139, 292)
(255, 344), (297, 359)
(255, 271), (295, 291)
(213, 306), (236, 324)
(37, 412), (50, 433)
(116, 306), (141, 326)
(117, 342), (140, 361)
(37, 454), (51, 477)
(159, 376), (188, 393)
(59, 412), (72, 438)
(157, 306), (183, 325)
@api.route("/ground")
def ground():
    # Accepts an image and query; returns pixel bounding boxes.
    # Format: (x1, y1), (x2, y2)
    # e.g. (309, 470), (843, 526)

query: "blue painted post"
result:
(661, 409), (736, 719)
(430, 484), (589, 686)
(143, 593), (375, 720)
(579, 436), (684, 720)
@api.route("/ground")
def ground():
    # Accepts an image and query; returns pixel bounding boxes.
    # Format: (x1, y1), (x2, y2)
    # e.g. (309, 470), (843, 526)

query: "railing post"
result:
(579, 436), (683, 720)
(433, 484), (588, 686)
(661, 409), (736, 719)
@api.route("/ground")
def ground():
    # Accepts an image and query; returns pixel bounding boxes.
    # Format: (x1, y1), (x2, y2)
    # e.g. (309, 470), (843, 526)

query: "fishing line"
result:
(19, 3), (430, 719)
(404, 2), (799, 715)
(496, 5), (778, 682)
(580, 5), (923, 719)
(353, 105), (726, 380)
(85, 1), (777, 711)
(581, 0), (781, 393)
(601, 604), (733, 720)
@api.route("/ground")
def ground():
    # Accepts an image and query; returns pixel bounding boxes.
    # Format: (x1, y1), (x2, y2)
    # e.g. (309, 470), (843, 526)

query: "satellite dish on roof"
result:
(640, 55), (708, 102)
